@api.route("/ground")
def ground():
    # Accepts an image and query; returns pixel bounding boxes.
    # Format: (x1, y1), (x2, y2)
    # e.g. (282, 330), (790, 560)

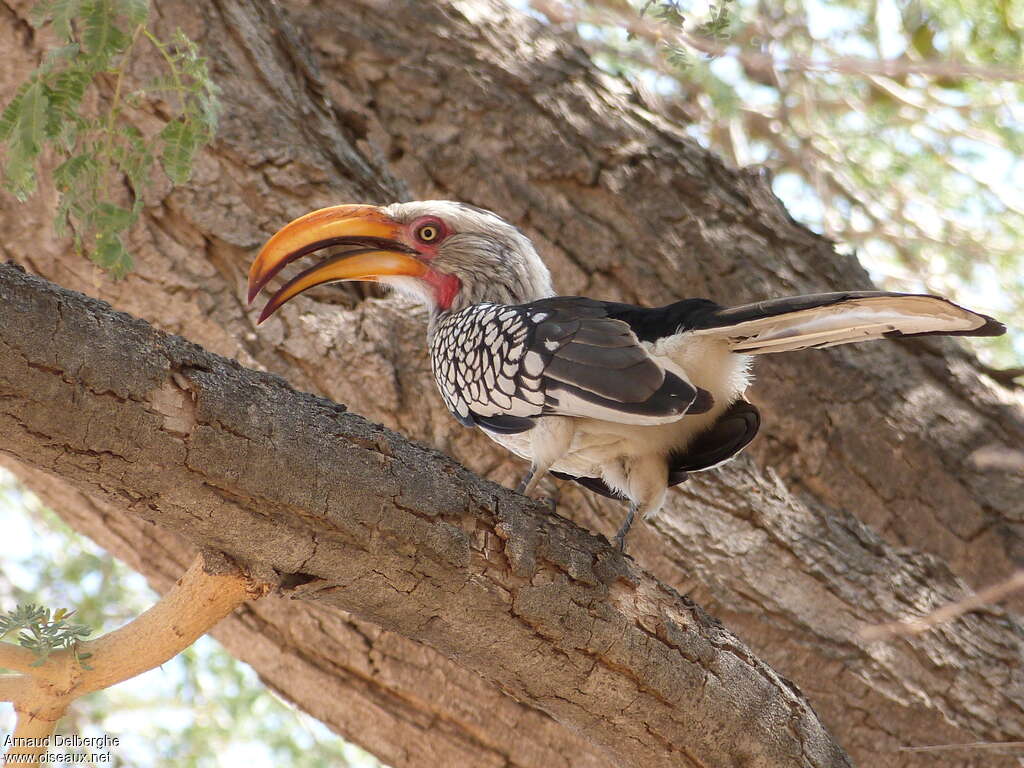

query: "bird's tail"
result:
(689, 291), (1005, 354)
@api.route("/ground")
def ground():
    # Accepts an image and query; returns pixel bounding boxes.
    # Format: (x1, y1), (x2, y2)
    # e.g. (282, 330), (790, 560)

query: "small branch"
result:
(899, 741), (1024, 753)
(531, 0), (1024, 82)
(861, 570), (1024, 640)
(970, 445), (1024, 472)
(76, 555), (267, 695)
(0, 674), (28, 702)
(0, 643), (43, 676)
(978, 364), (1024, 390)
(5, 703), (67, 765)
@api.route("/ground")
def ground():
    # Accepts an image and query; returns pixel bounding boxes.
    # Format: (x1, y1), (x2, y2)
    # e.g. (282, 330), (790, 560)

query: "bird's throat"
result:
(424, 269), (462, 312)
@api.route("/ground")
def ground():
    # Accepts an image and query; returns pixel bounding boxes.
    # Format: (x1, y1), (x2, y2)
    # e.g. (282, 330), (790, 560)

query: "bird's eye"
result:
(413, 218), (446, 244)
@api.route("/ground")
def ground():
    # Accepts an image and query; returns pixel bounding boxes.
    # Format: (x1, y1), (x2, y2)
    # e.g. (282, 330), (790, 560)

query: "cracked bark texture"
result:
(0, 0), (1021, 766)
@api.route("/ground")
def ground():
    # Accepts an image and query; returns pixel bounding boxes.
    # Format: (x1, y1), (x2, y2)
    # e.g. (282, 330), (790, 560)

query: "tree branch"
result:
(6, 704), (66, 765)
(77, 554), (267, 694)
(0, 261), (853, 767)
(862, 570), (1024, 640)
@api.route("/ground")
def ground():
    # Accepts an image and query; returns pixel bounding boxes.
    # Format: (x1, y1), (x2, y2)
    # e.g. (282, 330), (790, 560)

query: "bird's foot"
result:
(515, 470), (558, 513)
(516, 464), (559, 506)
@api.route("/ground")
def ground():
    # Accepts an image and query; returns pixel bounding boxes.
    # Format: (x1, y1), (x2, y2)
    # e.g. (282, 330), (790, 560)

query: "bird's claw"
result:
(519, 491), (557, 513)
(516, 467), (559, 514)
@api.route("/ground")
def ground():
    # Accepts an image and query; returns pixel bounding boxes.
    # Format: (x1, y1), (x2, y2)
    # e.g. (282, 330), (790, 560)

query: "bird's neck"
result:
(424, 258), (555, 339)
(427, 303), (491, 343)
(427, 288), (548, 342)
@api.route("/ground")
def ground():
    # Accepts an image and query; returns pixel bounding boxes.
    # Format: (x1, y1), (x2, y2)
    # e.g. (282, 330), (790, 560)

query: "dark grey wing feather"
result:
(570, 318), (646, 348)
(667, 399), (760, 482)
(473, 414), (538, 434)
(526, 298), (706, 424)
(549, 470), (624, 500)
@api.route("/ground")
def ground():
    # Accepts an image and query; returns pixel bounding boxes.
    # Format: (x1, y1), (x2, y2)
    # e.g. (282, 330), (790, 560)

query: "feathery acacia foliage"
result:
(0, 0), (219, 277)
(0, 603), (92, 668)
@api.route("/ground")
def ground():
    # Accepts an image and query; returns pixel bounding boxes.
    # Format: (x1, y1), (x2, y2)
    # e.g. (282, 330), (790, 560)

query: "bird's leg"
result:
(544, 482), (561, 513)
(515, 467), (538, 496)
(609, 456), (668, 552)
(516, 417), (574, 500)
(514, 468), (559, 513)
(612, 504), (637, 552)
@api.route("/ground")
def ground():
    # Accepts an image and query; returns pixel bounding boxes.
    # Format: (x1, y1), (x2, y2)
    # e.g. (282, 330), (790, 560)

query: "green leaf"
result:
(112, 126), (153, 209)
(158, 117), (198, 184)
(1, 603), (93, 666)
(31, 0), (83, 39)
(91, 231), (132, 277)
(45, 68), (92, 142)
(94, 201), (134, 231)
(2, 80), (49, 200)
(115, 0), (148, 25)
(19, 80), (50, 149)
(81, 0), (130, 67)
(53, 152), (95, 189)
(0, 82), (30, 142)
(42, 42), (82, 70)
(54, 197), (71, 236)
(49, 68), (91, 113)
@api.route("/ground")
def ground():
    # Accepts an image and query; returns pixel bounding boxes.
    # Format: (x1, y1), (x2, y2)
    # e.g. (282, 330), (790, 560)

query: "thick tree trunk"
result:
(0, 0), (1021, 766)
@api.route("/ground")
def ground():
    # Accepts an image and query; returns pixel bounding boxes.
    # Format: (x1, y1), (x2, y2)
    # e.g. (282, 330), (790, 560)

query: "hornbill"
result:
(248, 201), (1005, 550)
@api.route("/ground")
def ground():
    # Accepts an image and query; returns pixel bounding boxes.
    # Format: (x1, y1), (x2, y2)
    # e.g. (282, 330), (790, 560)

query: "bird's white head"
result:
(248, 201), (554, 323)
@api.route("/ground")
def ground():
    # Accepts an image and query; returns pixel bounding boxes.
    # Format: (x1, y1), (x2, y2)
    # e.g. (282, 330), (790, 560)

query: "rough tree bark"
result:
(0, 0), (1021, 766)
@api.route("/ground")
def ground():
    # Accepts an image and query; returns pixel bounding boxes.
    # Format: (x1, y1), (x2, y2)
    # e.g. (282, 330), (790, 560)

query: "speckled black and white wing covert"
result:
(429, 297), (710, 434)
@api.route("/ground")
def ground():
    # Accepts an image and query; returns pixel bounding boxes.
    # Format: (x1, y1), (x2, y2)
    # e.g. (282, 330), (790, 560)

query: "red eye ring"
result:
(412, 217), (447, 244)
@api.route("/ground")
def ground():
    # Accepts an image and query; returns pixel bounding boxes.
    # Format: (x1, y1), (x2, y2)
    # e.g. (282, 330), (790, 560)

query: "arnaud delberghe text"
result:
(3, 734), (119, 748)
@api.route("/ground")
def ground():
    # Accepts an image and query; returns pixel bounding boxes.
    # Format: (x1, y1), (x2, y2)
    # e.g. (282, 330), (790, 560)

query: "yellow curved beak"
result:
(248, 204), (427, 323)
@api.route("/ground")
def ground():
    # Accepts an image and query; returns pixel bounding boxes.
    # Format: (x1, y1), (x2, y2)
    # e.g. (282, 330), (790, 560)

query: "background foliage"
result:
(536, 0), (1023, 367)
(0, 0), (218, 277)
